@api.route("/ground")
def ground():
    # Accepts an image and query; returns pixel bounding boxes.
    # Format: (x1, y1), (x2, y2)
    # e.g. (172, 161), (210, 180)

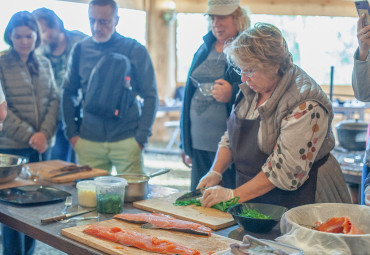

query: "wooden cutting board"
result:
(29, 160), (109, 183)
(61, 218), (238, 255)
(0, 178), (34, 190)
(133, 192), (236, 230)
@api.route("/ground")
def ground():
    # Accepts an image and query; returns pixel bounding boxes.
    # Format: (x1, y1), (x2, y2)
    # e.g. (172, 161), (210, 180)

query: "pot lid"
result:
(335, 119), (368, 130)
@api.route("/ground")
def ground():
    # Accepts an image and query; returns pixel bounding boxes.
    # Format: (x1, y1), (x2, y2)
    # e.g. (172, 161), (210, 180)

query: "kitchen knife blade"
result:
(41, 209), (95, 224)
(48, 165), (92, 179)
(175, 188), (205, 202)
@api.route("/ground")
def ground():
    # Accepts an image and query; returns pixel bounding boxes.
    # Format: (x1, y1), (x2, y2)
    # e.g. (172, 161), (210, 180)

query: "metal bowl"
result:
(228, 203), (287, 233)
(0, 154), (27, 184)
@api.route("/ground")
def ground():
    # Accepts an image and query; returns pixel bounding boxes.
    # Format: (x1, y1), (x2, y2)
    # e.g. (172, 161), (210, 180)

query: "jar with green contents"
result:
(95, 176), (127, 214)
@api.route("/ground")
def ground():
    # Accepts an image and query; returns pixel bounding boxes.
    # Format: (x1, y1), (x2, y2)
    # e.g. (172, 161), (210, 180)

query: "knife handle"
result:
(41, 215), (67, 224)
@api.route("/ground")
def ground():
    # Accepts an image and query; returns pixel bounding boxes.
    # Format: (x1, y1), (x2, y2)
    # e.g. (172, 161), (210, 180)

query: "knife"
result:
(48, 165), (92, 179)
(175, 188), (206, 202)
(41, 209), (95, 224)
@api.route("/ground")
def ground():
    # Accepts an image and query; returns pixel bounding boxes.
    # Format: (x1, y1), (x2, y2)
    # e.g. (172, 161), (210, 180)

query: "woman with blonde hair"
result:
(198, 22), (351, 209)
(181, 0), (250, 191)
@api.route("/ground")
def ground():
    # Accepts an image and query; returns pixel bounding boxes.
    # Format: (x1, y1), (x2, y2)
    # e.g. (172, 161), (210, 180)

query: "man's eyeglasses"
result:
(89, 18), (112, 26)
(233, 67), (256, 78)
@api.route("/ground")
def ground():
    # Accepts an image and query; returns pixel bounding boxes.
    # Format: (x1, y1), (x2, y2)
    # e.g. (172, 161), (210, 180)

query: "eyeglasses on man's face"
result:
(233, 67), (256, 78)
(89, 18), (112, 26)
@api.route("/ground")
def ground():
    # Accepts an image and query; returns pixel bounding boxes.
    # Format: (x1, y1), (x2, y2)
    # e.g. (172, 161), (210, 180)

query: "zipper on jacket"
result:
(22, 61), (40, 130)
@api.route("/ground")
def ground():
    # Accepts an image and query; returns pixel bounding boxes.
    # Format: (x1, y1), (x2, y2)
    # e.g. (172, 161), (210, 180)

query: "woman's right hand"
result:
(357, 14), (370, 61)
(196, 170), (222, 189)
(181, 151), (192, 168)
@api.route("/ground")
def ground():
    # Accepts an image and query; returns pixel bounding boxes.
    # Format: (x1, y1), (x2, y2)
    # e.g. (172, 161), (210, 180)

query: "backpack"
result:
(83, 52), (133, 119)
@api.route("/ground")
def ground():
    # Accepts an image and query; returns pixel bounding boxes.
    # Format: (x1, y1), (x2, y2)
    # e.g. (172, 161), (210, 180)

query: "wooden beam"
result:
(56, 0), (144, 10)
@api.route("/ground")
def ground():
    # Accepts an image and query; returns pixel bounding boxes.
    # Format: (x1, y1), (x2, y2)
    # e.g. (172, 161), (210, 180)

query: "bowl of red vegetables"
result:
(228, 203), (287, 233)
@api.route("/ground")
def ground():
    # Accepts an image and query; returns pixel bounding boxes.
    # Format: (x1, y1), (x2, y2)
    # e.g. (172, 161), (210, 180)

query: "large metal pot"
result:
(335, 119), (368, 151)
(117, 168), (170, 202)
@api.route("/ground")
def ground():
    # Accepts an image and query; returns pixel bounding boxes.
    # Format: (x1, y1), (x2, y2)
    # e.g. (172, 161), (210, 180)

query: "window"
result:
(176, 13), (358, 86)
(0, 0), (146, 51)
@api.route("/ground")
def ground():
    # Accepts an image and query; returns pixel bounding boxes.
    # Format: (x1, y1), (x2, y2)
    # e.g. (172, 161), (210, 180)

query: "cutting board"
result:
(0, 178), (34, 190)
(29, 160), (109, 183)
(133, 192), (236, 230)
(62, 219), (238, 255)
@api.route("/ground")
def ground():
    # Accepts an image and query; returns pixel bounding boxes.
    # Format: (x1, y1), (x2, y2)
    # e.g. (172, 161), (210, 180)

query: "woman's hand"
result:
(365, 186), (370, 206)
(357, 14), (370, 61)
(70, 136), (79, 148)
(201, 185), (234, 207)
(196, 170), (222, 189)
(212, 79), (233, 103)
(29, 132), (47, 153)
(181, 151), (192, 168)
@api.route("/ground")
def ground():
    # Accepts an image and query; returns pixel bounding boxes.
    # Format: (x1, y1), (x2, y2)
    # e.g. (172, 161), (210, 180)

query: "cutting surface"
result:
(61, 218), (237, 255)
(133, 192), (236, 230)
(29, 160), (109, 183)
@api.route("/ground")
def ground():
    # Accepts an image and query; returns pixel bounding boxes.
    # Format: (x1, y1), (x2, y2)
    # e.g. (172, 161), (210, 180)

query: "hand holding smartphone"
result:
(355, 1), (370, 27)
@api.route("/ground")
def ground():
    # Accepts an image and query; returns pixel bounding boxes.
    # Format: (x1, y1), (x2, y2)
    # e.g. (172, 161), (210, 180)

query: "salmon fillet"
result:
(83, 225), (200, 255)
(316, 216), (364, 235)
(114, 213), (212, 236)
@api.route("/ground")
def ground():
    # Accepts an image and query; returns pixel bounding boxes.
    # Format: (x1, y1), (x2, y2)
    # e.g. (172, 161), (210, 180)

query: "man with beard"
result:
(33, 7), (86, 162)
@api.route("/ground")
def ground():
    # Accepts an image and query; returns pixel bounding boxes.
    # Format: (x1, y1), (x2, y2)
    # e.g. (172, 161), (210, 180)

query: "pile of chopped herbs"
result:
(239, 208), (271, 219)
(173, 197), (239, 212)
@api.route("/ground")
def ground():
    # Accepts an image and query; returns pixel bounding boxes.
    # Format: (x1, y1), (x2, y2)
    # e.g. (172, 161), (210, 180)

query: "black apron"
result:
(227, 98), (328, 209)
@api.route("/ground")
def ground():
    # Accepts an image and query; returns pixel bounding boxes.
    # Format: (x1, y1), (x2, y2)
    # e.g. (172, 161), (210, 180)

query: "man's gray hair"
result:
(89, 0), (118, 16)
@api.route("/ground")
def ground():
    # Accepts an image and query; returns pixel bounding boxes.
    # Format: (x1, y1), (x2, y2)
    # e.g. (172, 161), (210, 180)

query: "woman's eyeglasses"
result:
(233, 67), (256, 78)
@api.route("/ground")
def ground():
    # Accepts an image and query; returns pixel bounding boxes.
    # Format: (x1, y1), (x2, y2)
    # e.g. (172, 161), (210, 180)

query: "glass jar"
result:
(76, 180), (97, 207)
(95, 176), (127, 214)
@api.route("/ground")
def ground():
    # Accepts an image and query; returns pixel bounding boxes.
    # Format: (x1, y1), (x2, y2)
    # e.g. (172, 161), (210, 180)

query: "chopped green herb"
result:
(97, 193), (123, 214)
(173, 198), (201, 207)
(173, 197), (239, 212)
(239, 208), (271, 219)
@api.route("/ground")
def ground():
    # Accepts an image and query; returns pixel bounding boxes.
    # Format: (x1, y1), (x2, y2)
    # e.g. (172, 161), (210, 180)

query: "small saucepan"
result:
(116, 168), (170, 202)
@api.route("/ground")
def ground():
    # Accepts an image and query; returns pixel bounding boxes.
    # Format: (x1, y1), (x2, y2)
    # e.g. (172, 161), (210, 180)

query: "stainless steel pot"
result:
(335, 119), (368, 151)
(116, 168), (170, 202)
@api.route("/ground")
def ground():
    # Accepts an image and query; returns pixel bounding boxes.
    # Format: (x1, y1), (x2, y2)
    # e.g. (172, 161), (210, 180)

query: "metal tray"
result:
(0, 185), (71, 205)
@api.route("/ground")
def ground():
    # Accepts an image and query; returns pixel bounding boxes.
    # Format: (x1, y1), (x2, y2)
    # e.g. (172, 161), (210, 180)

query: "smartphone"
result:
(355, 1), (370, 26)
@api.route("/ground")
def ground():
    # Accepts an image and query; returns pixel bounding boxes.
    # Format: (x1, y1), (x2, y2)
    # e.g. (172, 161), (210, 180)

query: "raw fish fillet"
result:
(83, 224), (200, 255)
(316, 217), (364, 235)
(114, 213), (212, 236)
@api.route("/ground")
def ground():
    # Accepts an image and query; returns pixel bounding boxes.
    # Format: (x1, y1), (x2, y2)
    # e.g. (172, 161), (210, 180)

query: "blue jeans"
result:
(1, 225), (35, 255)
(0, 147), (50, 255)
(50, 123), (76, 163)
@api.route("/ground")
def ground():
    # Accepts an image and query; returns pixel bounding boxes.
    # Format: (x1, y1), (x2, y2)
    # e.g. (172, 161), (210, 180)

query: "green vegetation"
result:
(174, 197), (239, 212)
(239, 208), (271, 219)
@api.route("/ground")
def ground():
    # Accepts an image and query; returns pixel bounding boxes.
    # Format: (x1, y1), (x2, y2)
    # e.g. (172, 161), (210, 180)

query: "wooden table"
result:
(0, 180), (280, 255)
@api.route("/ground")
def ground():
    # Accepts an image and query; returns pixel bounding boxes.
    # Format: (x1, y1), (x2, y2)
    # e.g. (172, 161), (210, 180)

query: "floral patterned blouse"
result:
(219, 93), (329, 191)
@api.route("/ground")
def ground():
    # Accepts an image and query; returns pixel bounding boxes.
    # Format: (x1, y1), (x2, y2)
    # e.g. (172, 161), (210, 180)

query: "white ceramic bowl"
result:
(279, 203), (370, 254)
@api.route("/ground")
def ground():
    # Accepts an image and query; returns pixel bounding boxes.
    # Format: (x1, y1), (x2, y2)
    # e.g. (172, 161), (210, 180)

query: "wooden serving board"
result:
(29, 160), (109, 183)
(62, 219), (238, 255)
(0, 178), (34, 190)
(133, 192), (236, 230)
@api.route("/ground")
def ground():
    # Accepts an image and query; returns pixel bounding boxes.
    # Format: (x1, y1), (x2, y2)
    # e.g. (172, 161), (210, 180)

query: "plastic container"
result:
(95, 176), (127, 214)
(76, 180), (97, 207)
